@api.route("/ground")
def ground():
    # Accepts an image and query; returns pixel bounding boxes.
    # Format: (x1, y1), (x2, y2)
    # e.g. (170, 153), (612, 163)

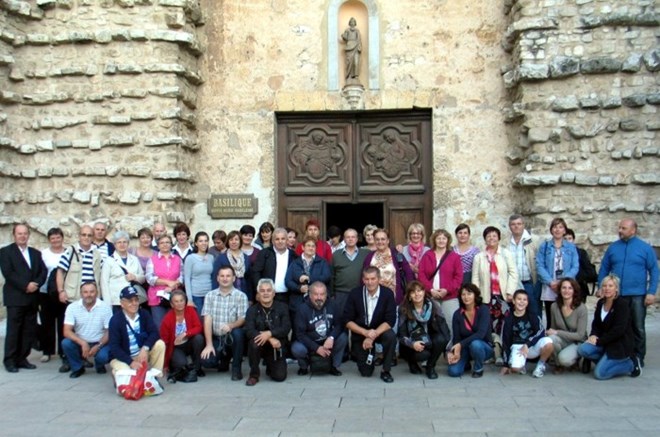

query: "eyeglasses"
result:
(80, 233), (93, 237)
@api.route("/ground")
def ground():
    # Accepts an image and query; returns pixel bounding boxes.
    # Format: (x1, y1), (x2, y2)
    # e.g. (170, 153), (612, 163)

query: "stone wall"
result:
(0, 0), (204, 244)
(502, 0), (659, 252)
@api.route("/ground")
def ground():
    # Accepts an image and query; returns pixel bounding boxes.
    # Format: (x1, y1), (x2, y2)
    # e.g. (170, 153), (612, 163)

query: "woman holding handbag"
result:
(101, 231), (146, 314)
(418, 229), (463, 339)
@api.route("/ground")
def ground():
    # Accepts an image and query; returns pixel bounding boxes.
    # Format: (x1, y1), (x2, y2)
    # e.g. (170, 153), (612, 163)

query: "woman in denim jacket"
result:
(536, 218), (579, 328)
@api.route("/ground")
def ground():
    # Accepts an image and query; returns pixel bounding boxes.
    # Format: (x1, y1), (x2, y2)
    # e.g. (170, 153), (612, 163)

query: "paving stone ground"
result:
(1, 301), (658, 436)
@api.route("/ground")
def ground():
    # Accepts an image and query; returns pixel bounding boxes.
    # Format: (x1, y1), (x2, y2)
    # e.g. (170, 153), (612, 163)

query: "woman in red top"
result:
(295, 219), (333, 262)
(160, 291), (204, 383)
(418, 229), (463, 339)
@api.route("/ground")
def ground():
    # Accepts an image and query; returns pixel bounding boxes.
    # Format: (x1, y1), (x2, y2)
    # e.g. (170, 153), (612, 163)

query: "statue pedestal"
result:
(341, 83), (365, 110)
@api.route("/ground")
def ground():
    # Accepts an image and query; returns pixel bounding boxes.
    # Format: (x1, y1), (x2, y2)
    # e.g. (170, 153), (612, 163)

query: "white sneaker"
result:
(533, 362), (546, 378)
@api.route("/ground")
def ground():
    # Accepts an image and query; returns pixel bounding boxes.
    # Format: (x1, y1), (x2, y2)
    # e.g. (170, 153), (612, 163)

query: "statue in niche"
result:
(367, 129), (418, 178)
(341, 17), (362, 84)
(293, 131), (343, 180)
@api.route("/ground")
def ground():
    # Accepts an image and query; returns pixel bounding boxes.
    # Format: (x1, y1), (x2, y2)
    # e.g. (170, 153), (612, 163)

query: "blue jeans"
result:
(291, 332), (348, 370)
(192, 296), (206, 321)
(61, 338), (110, 372)
(448, 339), (493, 377)
(200, 328), (245, 372)
(577, 342), (633, 380)
(621, 295), (646, 363)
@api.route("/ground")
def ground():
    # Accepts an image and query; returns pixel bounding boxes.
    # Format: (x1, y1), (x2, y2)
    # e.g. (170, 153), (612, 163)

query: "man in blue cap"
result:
(108, 285), (165, 376)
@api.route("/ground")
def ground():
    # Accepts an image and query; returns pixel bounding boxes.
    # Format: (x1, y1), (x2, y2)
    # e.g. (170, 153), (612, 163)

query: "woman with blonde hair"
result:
(396, 223), (430, 278)
(577, 274), (641, 380)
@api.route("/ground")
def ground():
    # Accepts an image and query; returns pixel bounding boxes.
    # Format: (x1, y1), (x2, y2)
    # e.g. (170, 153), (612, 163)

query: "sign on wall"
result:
(208, 194), (258, 219)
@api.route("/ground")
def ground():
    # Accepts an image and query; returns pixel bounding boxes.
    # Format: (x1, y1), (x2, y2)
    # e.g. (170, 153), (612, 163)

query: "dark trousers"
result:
(4, 305), (38, 367)
(200, 329), (245, 372)
(170, 334), (204, 373)
(247, 339), (287, 381)
(38, 293), (65, 356)
(351, 329), (396, 376)
(621, 295), (647, 362)
(399, 333), (447, 368)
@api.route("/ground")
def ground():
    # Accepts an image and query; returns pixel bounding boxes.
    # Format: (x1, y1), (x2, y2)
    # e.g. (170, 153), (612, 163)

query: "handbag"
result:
(117, 262), (148, 304)
(409, 324), (431, 346)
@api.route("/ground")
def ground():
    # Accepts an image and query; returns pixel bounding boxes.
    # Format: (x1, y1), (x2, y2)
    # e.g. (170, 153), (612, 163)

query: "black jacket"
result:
(342, 285), (397, 335)
(0, 243), (47, 307)
(250, 246), (297, 289)
(591, 297), (633, 360)
(295, 298), (343, 351)
(397, 299), (450, 348)
(245, 301), (291, 343)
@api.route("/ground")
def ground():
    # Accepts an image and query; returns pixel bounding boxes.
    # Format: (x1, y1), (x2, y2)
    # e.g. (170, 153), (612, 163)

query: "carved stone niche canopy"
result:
(286, 125), (350, 194)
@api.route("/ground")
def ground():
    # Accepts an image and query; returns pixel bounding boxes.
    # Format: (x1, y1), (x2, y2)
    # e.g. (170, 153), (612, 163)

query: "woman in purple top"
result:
(453, 223), (480, 285)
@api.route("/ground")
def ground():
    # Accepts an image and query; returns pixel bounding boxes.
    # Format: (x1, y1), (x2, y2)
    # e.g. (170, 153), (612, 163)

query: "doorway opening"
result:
(325, 202), (384, 246)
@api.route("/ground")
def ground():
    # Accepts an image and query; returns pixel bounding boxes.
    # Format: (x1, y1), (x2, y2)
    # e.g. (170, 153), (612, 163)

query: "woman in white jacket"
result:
(101, 231), (146, 312)
(471, 226), (518, 365)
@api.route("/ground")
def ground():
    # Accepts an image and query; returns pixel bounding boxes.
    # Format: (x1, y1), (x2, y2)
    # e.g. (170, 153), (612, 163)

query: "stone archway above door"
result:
(276, 109), (432, 245)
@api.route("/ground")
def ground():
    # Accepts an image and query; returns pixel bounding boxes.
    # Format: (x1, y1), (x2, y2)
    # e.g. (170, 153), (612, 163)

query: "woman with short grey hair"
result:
(100, 230), (146, 312)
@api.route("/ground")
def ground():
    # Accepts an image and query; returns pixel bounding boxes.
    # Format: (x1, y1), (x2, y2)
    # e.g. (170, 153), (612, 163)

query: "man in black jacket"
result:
(251, 227), (297, 305)
(292, 281), (347, 376)
(343, 266), (397, 383)
(0, 224), (47, 373)
(244, 278), (290, 386)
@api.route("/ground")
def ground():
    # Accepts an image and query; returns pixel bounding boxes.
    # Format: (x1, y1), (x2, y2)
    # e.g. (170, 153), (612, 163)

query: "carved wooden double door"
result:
(276, 109), (432, 245)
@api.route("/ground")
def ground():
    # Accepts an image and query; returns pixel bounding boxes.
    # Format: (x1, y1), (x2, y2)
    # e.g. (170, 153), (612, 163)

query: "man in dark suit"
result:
(0, 224), (47, 372)
(251, 227), (297, 306)
(343, 266), (397, 383)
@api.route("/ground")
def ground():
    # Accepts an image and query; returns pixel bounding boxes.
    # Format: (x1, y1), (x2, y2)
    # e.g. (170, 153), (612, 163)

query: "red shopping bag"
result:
(117, 362), (147, 401)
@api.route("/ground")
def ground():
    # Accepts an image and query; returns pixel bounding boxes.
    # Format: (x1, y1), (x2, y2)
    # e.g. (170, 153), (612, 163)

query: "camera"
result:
(301, 279), (309, 285)
(365, 352), (374, 365)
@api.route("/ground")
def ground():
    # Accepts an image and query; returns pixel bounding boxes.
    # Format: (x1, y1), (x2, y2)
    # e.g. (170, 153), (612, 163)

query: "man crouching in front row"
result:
(244, 278), (291, 386)
(108, 286), (165, 376)
(343, 266), (397, 383)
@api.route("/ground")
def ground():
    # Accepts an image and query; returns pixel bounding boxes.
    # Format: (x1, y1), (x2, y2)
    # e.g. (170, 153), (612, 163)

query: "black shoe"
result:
(69, 367), (85, 378)
(472, 370), (483, 378)
(17, 361), (36, 370)
(464, 361), (472, 372)
(631, 357), (642, 378)
(217, 361), (230, 372)
(96, 367), (107, 374)
(5, 365), (18, 373)
(231, 371), (243, 381)
(426, 366), (438, 380)
(329, 367), (342, 376)
(83, 360), (94, 368)
(408, 361), (422, 375)
(580, 358), (591, 374)
(59, 363), (71, 373)
(167, 375), (177, 384)
(373, 356), (383, 366)
(197, 368), (206, 377)
(297, 367), (309, 376)
(391, 358), (398, 367)
(181, 369), (198, 383)
(380, 371), (394, 383)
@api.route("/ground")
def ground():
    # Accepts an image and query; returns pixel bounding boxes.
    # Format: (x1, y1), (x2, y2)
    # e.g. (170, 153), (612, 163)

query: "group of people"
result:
(1, 214), (657, 388)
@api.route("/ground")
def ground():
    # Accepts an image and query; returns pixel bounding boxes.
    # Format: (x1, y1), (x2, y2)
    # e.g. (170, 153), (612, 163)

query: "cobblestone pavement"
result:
(1, 302), (658, 436)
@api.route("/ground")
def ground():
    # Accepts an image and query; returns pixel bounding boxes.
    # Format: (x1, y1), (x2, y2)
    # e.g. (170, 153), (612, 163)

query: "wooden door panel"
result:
(389, 207), (423, 247)
(282, 122), (352, 195)
(276, 110), (432, 237)
(286, 208), (320, 237)
(357, 122), (426, 193)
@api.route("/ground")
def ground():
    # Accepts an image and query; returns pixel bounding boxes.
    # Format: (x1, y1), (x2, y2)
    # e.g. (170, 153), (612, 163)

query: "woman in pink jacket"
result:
(418, 229), (463, 339)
